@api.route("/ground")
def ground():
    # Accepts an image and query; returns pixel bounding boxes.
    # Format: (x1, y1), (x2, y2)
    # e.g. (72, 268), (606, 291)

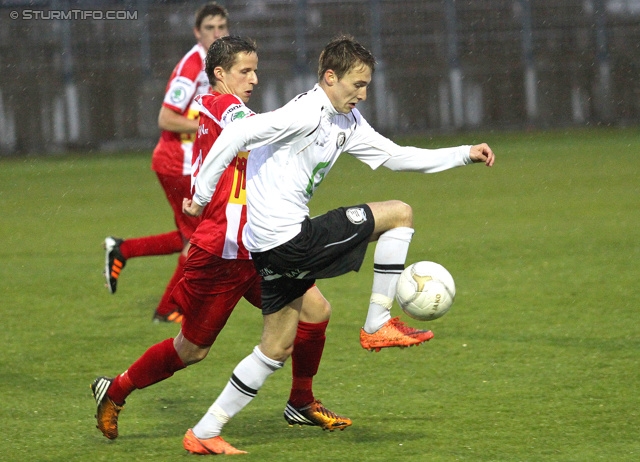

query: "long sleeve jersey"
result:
(189, 92), (255, 260)
(152, 43), (210, 176)
(193, 84), (473, 253)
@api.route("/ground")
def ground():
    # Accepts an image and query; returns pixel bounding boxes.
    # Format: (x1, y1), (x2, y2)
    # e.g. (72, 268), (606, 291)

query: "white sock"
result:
(363, 227), (414, 333)
(192, 346), (283, 439)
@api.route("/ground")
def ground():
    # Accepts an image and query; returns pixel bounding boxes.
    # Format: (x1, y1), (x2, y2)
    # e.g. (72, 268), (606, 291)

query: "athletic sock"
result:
(155, 253), (187, 316)
(119, 230), (184, 259)
(289, 320), (328, 407)
(107, 371), (135, 406)
(193, 346), (283, 439)
(108, 338), (185, 405)
(364, 227), (414, 333)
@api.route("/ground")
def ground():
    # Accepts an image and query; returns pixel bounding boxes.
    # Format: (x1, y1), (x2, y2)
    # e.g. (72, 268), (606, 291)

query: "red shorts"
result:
(170, 244), (262, 347)
(156, 173), (201, 241)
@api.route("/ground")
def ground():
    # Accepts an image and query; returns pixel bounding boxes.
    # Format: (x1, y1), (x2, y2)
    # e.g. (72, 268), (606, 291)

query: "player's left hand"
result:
(183, 198), (204, 217)
(469, 143), (495, 167)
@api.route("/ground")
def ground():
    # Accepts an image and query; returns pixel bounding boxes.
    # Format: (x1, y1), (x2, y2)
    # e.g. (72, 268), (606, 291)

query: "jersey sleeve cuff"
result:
(192, 192), (210, 207)
(462, 145), (473, 165)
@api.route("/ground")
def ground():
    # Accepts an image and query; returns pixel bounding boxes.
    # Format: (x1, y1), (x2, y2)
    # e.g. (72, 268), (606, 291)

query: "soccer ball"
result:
(395, 261), (456, 321)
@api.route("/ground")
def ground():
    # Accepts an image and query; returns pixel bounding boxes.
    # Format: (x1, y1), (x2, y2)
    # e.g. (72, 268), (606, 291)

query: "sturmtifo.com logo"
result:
(10, 9), (138, 20)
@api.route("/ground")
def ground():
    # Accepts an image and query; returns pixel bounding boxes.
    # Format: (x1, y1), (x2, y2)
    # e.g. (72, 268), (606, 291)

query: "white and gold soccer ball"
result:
(395, 261), (456, 321)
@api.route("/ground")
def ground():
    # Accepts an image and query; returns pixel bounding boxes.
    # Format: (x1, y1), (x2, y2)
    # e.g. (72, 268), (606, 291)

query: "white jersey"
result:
(193, 84), (473, 252)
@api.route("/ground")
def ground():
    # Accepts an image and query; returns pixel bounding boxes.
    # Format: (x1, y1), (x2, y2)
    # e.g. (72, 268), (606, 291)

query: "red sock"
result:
(155, 253), (187, 316)
(107, 371), (135, 406)
(119, 231), (184, 259)
(107, 338), (186, 405)
(289, 320), (328, 407)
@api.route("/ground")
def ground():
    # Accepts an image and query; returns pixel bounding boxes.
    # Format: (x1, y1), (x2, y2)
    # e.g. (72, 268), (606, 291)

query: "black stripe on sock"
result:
(373, 263), (404, 274)
(230, 373), (258, 398)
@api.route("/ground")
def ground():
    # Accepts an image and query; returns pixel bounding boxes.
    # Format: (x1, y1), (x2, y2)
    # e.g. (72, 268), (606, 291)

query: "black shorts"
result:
(252, 204), (375, 314)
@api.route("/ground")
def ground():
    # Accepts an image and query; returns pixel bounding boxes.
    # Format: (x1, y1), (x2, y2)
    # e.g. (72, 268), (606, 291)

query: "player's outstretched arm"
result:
(183, 198), (204, 217)
(469, 143), (495, 167)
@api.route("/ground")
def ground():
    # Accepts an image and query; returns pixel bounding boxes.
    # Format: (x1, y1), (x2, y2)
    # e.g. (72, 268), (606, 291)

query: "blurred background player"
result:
(103, 2), (229, 323)
(92, 37), (350, 453)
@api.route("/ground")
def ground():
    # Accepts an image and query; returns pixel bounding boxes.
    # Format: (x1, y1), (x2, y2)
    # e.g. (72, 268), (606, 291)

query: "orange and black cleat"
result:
(104, 236), (126, 294)
(359, 316), (434, 352)
(91, 376), (124, 440)
(183, 429), (247, 455)
(152, 309), (184, 324)
(284, 400), (352, 431)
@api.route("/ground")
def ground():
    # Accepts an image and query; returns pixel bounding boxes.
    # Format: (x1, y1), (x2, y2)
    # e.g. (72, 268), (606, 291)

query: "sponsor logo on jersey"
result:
(346, 207), (367, 224)
(197, 124), (209, 136)
(231, 110), (247, 121)
(305, 161), (331, 197)
(222, 104), (243, 121)
(170, 85), (188, 104)
(336, 132), (346, 148)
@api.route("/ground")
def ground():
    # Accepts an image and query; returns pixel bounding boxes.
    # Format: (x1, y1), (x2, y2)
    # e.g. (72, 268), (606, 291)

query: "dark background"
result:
(1, 0), (638, 154)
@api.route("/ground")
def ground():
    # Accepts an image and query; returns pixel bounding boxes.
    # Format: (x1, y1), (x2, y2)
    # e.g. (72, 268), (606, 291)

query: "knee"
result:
(183, 348), (208, 365)
(299, 291), (332, 324)
(175, 341), (210, 366)
(259, 326), (297, 363)
(180, 350), (208, 366)
(317, 299), (331, 321)
(260, 343), (293, 363)
(390, 200), (413, 227)
(304, 297), (331, 322)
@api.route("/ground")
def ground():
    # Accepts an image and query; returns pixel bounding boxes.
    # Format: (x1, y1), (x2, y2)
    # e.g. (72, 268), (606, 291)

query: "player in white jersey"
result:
(183, 35), (495, 452)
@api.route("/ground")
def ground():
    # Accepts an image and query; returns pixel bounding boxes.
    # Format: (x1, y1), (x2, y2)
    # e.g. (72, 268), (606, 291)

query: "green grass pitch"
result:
(0, 127), (638, 461)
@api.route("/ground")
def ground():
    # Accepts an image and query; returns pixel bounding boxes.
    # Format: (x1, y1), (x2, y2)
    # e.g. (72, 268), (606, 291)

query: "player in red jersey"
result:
(103, 3), (229, 323)
(92, 37), (351, 452)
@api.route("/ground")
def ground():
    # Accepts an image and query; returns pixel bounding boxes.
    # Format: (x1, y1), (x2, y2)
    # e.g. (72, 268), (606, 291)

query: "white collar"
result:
(311, 84), (340, 119)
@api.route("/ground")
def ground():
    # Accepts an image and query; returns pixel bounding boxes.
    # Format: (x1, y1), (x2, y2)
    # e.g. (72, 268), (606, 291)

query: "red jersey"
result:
(189, 92), (255, 260)
(152, 44), (210, 176)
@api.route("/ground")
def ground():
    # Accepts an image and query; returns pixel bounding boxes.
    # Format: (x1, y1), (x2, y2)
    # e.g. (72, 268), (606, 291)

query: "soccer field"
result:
(1, 127), (638, 461)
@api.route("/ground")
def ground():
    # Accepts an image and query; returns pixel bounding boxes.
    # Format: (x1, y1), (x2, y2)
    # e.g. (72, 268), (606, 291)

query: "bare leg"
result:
(367, 200), (413, 242)
(173, 329), (211, 365)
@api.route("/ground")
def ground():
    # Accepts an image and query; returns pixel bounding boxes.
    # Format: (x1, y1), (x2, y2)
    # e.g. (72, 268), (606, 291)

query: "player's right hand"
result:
(469, 143), (495, 167)
(183, 198), (204, 217)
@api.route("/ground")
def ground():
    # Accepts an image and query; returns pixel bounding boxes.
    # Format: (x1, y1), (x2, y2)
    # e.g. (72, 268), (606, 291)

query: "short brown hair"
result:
(205, 36), (257, 82)
(317, 35), (376, 81)
(195, 2), (229, 29)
